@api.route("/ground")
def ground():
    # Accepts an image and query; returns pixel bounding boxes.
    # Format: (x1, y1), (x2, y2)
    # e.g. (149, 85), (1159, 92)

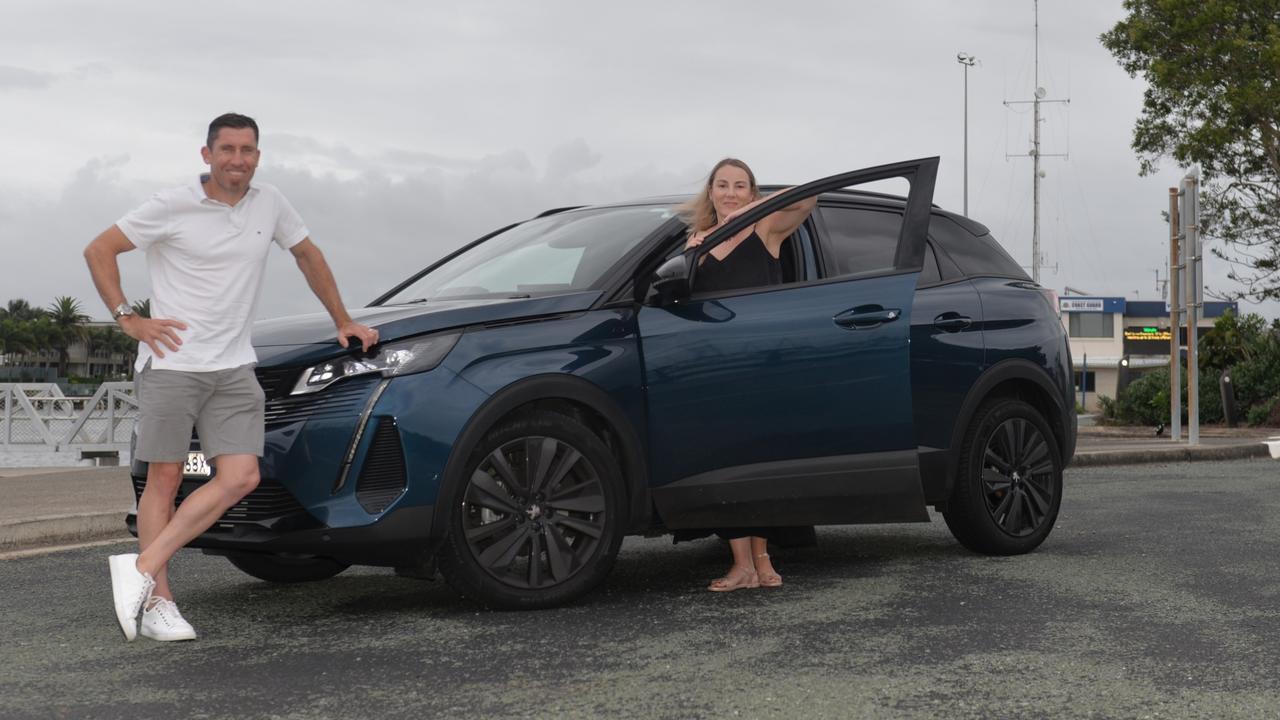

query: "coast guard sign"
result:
(1059, 297), (1125, 314)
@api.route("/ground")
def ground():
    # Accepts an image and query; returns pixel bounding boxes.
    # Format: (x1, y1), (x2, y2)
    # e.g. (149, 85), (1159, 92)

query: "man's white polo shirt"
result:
(116, 175), (309, 372)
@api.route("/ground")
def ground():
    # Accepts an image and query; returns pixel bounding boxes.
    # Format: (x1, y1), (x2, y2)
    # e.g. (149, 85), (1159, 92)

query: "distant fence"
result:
(0, 383), (136, 454)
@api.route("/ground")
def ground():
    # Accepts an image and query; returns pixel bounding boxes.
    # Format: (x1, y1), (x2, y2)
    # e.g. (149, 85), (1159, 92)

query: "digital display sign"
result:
(1123, 326), (1188, 355)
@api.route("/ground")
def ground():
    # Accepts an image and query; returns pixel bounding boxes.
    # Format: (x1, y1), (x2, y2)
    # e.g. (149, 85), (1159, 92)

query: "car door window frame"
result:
(682, 157), (940, 292)
(682, 220), (821, 301)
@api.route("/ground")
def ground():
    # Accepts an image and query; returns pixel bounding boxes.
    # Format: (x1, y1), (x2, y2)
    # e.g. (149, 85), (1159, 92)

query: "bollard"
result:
(1220, 370), (1238, 428)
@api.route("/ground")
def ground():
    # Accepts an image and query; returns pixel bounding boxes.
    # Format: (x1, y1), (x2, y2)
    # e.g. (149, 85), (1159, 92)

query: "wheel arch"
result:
(927, 359), (1073, 507)
(431, 373), (650, 542)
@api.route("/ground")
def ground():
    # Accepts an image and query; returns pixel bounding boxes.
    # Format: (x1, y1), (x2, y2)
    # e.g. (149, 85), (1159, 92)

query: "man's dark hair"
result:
(206, 113), (259, 148)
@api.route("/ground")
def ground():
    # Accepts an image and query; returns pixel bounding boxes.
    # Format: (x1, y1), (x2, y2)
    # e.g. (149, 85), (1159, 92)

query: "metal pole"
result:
(2, 385), (10, 445)
(1185, 171), (1201, 446)
(1169, 187), (1181, 441)
(1081, 352), (1087, 410)
(1032, 0), (1042, 283)
(957, 52), (976, 217)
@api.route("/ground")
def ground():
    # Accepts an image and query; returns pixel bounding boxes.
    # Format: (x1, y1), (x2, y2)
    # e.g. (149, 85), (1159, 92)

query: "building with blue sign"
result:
(1058, 296), (1238, 411)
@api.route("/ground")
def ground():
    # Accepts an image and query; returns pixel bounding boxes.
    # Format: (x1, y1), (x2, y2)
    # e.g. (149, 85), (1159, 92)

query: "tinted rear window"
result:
(929, 215), (1028, 279)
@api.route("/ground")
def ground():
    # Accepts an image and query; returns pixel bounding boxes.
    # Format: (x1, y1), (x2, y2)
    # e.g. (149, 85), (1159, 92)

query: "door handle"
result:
(833, 307), (901, 330)
(932, 312), (972, 332)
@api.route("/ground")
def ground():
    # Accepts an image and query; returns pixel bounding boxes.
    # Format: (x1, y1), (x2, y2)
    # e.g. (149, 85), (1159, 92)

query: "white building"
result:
(1059, 297), (1237, 411)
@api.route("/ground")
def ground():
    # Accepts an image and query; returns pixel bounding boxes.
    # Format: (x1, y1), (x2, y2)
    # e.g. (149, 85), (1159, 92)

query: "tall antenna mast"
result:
(1005, 0), (1069, 284)
(1034, 0), (1041, 284)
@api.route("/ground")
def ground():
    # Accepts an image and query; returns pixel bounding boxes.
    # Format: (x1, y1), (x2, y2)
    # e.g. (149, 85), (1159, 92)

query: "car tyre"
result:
(225, 552), (349, 583)
(436, 412), (625, 610)
(943, 398), (1063, 555)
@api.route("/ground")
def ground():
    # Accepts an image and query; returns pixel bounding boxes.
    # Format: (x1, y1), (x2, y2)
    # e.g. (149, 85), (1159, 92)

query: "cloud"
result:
(0, 139), (692, 322)
(546, 138), (602, 180)
(0, 65), (55, 90)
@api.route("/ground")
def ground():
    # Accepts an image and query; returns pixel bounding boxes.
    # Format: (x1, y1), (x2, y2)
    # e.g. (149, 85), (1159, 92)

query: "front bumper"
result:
(125, 502), (435, 567)
(127, 364), (486, 566)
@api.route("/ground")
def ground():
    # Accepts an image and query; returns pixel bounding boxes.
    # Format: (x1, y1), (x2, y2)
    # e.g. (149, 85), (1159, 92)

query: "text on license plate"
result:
(184, 452), (211, 477)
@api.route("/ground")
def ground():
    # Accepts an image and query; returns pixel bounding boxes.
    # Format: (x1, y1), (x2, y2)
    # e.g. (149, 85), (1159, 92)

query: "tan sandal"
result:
(707, 565), (759, 592)
(755, 552), (783, 588)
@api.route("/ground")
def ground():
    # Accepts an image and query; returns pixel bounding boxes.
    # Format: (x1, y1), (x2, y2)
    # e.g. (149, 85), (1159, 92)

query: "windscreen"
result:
(380, 205), (677, 304)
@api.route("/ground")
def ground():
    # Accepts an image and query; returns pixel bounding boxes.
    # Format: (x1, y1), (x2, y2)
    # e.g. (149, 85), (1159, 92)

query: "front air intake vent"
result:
(356, 418), (407, 514)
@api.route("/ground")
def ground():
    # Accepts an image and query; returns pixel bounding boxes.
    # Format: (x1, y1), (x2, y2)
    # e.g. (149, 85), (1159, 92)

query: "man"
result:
(84, 112), (378, 642)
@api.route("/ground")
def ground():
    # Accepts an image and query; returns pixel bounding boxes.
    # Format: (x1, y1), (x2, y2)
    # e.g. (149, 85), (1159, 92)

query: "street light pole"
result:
(957, 52), (977, 217)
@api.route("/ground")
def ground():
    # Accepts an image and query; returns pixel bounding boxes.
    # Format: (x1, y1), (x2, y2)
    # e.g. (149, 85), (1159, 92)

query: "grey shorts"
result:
(134, 363), (266, 462)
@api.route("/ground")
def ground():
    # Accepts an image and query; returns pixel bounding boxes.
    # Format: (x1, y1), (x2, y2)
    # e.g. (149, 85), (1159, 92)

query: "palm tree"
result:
(0, 317), (34, 361)
(2, 298), (45, 322)
(17, 316), (59, 370)
(47, 296), (90, 378)
(130, 298), (151, 319)
(108, 327), (139, 377)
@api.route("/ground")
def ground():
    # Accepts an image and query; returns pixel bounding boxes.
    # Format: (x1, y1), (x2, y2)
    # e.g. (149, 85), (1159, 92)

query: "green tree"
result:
(0, 317), (34, 358)
(46, 296), (90, 377)
(1198, 309), (1267, 372)
(130, 298), (151, 319)
(1100, 2), (1280, 301)
(1, 298), (45, 322)
(101, 326), (138, 377)
(22, 316), (60, 367)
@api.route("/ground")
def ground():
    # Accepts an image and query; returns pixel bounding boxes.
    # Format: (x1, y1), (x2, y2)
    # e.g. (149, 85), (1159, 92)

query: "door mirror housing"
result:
(645, 254), (691, 305)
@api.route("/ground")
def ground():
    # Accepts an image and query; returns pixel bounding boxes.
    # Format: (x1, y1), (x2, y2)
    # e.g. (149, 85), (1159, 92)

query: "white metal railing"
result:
(0, 382), (136, 452)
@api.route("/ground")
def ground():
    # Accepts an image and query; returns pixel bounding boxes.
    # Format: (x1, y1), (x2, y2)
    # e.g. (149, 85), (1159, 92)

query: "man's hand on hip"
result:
(337, 321), (379, 352)
(119, 315), (188, 358)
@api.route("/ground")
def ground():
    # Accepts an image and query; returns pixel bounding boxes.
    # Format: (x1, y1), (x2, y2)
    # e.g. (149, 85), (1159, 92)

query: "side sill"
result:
(652, 450), (930, 529)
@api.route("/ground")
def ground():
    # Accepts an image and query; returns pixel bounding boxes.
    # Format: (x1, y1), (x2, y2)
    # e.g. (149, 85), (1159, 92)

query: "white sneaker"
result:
(140, 597), (197, 642)
(108, 553), (155, 642)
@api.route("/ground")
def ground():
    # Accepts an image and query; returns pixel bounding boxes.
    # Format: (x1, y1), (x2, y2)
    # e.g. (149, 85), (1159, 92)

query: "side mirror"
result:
(645, 254), (692, 306)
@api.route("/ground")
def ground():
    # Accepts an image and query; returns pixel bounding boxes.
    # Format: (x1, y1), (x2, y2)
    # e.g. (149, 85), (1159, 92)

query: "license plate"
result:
(183, 452), (211, 477)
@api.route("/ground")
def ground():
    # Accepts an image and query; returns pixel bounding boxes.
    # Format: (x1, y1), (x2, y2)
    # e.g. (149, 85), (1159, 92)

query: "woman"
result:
(679, 157), (817, 591)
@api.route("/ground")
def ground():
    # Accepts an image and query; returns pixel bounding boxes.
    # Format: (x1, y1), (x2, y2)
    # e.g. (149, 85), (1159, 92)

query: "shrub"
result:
(1246, 396), (1280, 427)
(1097, 395), (1117, 422)
(1113, 367), (1169, 425)
(1110, 364), (1224, 425)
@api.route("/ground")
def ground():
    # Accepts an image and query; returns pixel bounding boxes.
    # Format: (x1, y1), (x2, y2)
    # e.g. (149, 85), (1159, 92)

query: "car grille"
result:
(356, 418), (407, 514)
(255, 366), (302, 401)
(131, 475), (306, 524)
(254, 368), (379, 428)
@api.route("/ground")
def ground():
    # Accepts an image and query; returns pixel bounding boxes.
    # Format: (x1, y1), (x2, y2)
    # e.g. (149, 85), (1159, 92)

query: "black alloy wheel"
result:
(465, 435), (607, 589)
(980, 416), (1057, 537)
(944, 398), (1063, 555)
(437, 413), (625, 609)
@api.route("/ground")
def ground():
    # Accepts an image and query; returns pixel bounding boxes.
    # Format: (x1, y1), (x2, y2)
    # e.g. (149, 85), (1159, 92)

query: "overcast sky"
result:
(3, 0), (1274, 322)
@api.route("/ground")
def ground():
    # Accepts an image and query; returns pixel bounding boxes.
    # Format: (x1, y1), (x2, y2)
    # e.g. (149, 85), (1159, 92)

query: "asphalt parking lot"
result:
(4, 457), (1280, 719)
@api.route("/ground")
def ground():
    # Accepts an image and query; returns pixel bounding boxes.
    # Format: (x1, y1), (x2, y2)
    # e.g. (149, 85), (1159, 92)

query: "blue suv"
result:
(128, 157), (1076, 609)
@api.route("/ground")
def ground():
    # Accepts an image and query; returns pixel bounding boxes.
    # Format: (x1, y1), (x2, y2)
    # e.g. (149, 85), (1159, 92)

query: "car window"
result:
(929, 215), (1028, 280)
(930, 235), (964, 280)
(685, 225), (810, 296)
(381, 205), (675, 303)
(815, 206), (904, 278)
(920, 241), (942, 285)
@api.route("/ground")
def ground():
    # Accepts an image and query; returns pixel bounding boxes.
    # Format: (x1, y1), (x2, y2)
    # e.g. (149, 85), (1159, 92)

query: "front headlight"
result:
(291, 332), (461, 395)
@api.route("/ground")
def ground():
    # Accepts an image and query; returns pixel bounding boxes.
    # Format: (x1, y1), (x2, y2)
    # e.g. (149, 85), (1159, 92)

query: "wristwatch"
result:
(112, 302), (134, 321)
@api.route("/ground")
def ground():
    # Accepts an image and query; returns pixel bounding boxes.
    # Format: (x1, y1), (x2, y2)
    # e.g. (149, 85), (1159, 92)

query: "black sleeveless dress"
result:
(694, 231), (783, 293)
(680, 230), (817, 548)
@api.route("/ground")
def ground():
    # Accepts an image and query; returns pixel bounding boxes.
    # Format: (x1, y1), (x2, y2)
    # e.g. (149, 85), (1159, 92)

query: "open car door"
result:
(638, 157), (939, 529)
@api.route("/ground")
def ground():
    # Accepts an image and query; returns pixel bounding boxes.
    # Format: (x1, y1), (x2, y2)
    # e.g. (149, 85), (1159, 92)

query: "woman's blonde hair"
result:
(678, 157), (761, 234)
